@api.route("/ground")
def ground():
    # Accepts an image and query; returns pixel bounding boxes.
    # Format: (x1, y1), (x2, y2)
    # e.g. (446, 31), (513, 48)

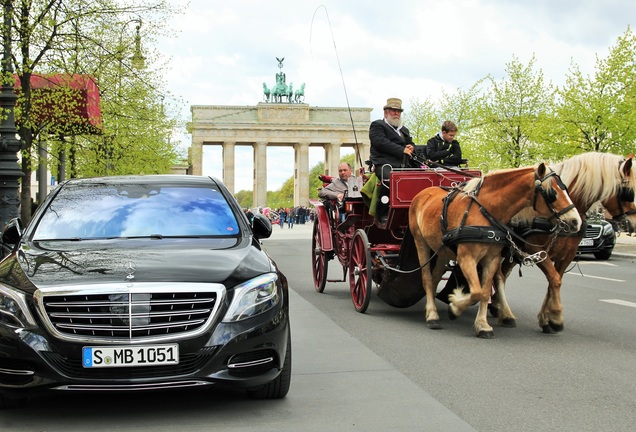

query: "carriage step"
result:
(337, 215), (361, 232)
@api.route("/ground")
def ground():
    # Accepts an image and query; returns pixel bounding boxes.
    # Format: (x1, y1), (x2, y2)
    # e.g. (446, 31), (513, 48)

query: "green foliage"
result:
(473, 55), (557, 168)
(6, 0), (184, 222)
(234, 190), (253, 209)
(557, 27), (636, 155)
(402, 98), (439, 144)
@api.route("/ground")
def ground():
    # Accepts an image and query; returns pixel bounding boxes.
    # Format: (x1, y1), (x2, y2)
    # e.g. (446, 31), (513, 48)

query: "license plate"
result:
(82, 344), (179, 368)
(579, 238), (594, 247)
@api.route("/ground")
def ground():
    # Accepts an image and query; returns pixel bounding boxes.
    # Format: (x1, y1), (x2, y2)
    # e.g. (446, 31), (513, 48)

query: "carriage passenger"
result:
(369, 97), (421, 222)
(426, 120), (464, 166)
(319, 162), (354, 222)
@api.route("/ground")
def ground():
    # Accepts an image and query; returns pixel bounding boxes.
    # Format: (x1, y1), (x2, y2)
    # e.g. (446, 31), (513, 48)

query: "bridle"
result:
(610, 159), (636, 228)
(532, 170), (576, 223)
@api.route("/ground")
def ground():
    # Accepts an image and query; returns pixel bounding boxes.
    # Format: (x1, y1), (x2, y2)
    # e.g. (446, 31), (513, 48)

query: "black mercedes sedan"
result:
(0, 175), (290, 408)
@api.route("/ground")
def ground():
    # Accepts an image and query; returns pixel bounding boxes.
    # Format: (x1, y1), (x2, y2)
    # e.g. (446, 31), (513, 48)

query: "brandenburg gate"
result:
(188, 102), (371, 207)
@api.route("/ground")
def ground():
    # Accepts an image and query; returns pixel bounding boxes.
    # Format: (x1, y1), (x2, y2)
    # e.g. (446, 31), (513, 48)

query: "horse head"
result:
(598, 153), (636, 233)
(532, 163), (581, 233)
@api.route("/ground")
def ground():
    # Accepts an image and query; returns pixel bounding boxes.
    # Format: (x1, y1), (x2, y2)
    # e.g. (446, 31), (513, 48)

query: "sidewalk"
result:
(614, 233), (636, 257)
(265, 220), (636, 257)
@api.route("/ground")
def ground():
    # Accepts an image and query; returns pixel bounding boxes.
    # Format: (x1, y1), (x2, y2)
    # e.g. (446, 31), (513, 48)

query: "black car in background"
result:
(577, 218), (616, 260)
(0, 175), (291, 408)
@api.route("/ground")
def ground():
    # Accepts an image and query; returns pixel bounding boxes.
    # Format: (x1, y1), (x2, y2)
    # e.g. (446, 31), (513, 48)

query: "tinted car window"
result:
(33, 183), (240, 240)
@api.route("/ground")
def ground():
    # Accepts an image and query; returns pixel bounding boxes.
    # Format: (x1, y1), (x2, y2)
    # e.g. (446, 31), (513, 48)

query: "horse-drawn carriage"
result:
(311, 165), (481, 313)
(310, 155), (627, 338)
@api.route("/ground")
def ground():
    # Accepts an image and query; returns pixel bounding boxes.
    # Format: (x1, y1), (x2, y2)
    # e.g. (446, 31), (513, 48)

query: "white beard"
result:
(387, 116), (401, 128)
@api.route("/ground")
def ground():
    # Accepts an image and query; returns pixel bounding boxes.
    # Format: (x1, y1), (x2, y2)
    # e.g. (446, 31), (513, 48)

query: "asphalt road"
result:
(263, 222), (636, 432)
(1, 223), (634, 432)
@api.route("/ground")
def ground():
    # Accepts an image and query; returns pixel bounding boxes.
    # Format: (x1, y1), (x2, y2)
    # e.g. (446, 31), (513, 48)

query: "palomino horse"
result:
(408, 163), (582, 338)
(492, 152), (636, 333)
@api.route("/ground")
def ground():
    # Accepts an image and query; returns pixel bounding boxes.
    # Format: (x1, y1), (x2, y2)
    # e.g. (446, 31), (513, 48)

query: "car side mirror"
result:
(1, 218), (24, 258)
(252, 214), (272, 240)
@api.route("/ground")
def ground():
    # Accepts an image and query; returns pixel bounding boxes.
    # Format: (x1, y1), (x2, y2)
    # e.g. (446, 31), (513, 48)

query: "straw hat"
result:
(383, 98), (403, 111)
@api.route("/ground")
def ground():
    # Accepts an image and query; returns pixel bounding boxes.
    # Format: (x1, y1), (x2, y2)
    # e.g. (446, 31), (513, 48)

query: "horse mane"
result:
(551, 152), (635, 205)
(461, 167), (521, 195)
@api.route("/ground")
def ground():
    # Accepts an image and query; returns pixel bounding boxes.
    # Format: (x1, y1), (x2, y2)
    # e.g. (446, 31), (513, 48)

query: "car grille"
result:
(35, 284), (226, 343)
(41, 347), (218, 379)
(584, 225), (602, 239)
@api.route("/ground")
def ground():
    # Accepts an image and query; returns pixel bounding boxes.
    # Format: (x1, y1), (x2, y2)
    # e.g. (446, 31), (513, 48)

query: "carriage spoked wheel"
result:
(311, 219), (329, 293)
(349, 229), (372, 313)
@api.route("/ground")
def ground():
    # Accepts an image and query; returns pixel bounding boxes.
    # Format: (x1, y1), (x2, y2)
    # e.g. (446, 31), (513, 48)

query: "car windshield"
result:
(32, 182), (240, 240)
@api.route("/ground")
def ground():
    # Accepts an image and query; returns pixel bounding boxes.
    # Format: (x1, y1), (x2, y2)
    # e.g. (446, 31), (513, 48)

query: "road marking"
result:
(576, 261), (618, 267)
(600, 299), (636, 308)
(568, 273), (625, 282)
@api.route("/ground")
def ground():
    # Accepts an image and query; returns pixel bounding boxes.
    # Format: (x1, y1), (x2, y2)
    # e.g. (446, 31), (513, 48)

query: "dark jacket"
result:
(369, 119), (416, 168)
(426, 133), (462, 165)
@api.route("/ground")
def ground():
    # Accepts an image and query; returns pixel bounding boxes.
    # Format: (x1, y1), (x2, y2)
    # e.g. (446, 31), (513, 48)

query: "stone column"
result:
(356, 140), (371, 173)
(294, 142), (310, 206)
(253, 141), (268, 207)
(222, 141), (236, 194)
(189, 137), (204, 176)
(325, 141), (341, 177)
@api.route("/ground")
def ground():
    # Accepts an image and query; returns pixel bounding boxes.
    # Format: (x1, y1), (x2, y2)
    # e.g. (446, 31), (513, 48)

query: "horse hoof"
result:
(448, 308), (458, 321)
(427, 320), (442, 330)
(549, 322), (564, 332)
(477, 330), (495, 339)
(542, 325), (557, 334)
(488, 304), (499, 318)
(501, 318), (517, 328)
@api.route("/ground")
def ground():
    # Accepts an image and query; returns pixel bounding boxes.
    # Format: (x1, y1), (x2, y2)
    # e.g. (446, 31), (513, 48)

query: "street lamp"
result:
(130, 20), (145, 70)
(105, 18), (145, 174)
(0, 0), (24, 228)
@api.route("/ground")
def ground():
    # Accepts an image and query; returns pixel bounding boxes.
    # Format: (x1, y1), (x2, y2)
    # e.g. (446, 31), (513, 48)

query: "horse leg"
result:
(536, 251), (576, 333)
(411, 234), (441, 329)
(493, 259), (517, 327)
(472, 257), (500, 338)
(421, 251), (442, 328)
(448, 249), (497, 338)
(534, 258), (562, 333)
(448, 254), (488, 315)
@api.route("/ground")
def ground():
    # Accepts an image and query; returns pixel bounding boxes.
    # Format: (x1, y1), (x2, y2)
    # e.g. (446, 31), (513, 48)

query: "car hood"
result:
(1, 237), (273, 293)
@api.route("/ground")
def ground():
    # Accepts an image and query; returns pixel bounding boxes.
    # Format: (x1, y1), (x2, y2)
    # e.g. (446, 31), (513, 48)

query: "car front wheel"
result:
(594, 249), (612, 260)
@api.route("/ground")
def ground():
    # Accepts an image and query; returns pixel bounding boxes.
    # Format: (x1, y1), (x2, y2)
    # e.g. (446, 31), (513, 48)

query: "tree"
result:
(6, 0), (182, 223)
(469, 55), (557, 168)
(402, 97), (438, 144)
(557, 27), (636, 154)
(234, 190), (253, 209)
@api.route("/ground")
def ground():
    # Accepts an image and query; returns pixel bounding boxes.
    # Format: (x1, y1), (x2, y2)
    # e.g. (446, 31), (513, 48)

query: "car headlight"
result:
(602, 223), (614, 236)
(0, 285), (37, 329)
(222, 274), (280, 322)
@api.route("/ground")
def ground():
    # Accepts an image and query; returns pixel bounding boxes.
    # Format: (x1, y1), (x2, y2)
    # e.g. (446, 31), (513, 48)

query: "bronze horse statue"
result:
(286, 82), (294, 103)
(294, 83), (305, 103)
(262, 83), (271, 102)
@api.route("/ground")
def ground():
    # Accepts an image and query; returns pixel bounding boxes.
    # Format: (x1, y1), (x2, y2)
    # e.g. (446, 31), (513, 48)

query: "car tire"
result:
(594, 250), (612, 260)
(247, 330), (291, 399)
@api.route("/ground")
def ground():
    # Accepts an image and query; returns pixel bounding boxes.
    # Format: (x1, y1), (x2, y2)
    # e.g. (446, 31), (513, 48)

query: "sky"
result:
(156, 0), (636, 192)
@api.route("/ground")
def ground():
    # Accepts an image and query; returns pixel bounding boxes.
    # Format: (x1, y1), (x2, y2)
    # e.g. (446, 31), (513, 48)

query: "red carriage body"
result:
(311, 167), (481, 312)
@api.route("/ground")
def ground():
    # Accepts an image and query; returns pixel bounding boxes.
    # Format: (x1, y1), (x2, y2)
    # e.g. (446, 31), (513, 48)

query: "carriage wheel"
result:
(349, 229), (372, 313)
(311, 219), (329, 293)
